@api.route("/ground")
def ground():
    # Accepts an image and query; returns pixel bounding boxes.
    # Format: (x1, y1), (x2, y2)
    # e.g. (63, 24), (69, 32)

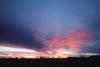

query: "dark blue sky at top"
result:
(0, 0), (100, 53)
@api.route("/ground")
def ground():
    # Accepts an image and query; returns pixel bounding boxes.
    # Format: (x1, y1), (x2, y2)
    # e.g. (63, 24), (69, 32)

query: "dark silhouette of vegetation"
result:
(0, 55), (100, 66)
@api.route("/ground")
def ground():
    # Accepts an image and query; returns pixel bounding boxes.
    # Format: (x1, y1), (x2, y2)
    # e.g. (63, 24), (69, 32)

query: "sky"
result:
(0, 0), (100, 54)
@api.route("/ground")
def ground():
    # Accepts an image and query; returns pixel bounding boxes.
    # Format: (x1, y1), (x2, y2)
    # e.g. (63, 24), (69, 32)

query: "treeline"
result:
(0, 55), (100, 66)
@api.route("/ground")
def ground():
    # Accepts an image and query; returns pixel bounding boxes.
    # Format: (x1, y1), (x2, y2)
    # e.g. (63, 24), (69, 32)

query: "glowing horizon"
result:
(0, 43), (99, 58)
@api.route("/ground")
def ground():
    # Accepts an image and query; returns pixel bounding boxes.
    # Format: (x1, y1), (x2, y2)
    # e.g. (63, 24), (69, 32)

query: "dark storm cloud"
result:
(80, 12), (100, 53)
(0, 19), (44, 49)
(83, 20), (100, 53)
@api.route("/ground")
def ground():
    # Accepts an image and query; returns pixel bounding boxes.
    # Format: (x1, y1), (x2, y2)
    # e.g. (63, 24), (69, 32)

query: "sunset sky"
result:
(0, 0), (100, 58)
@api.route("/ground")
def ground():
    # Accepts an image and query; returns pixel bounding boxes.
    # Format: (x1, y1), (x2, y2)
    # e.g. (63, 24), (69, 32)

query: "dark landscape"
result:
(0, 55), (100, 66)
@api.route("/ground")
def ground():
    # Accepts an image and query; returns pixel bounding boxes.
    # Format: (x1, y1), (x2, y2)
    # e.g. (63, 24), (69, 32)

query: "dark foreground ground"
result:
(0, 55), (100, 67)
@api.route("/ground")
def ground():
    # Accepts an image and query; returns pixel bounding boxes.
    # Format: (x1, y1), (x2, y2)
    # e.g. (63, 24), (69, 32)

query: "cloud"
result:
(0, 44), (99, 58)
(0, 20), (44, 49)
